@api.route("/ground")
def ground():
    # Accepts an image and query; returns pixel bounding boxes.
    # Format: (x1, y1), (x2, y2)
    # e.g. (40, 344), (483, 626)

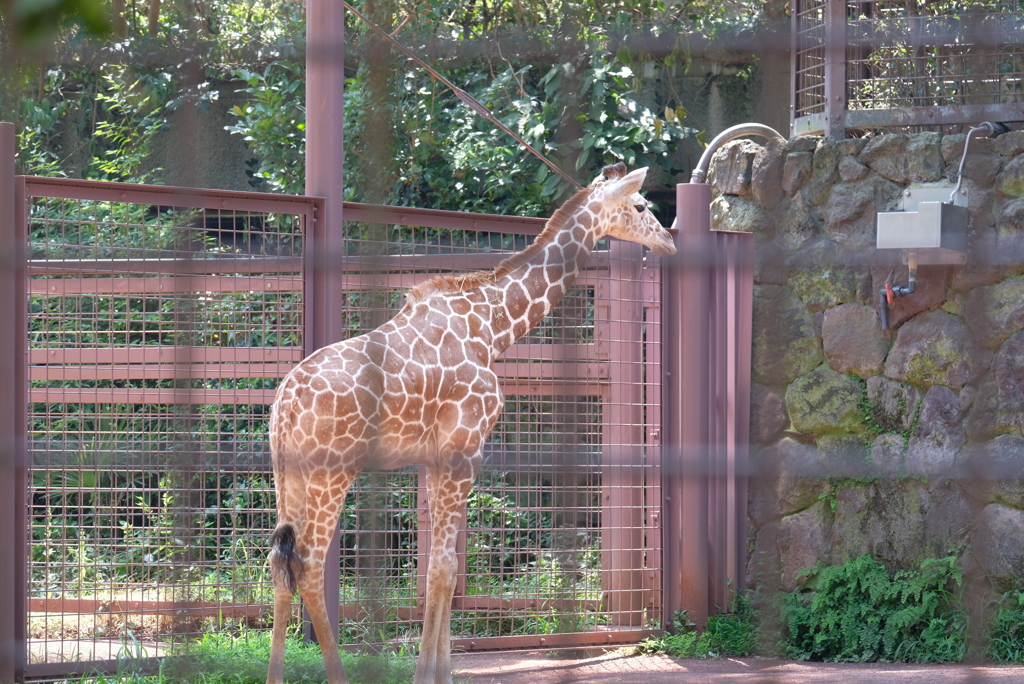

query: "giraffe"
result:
(265, 162), (676, 684)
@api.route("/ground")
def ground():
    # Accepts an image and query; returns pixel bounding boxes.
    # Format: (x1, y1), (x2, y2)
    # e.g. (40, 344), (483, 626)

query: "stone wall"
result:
(707, 131), (1024, 596)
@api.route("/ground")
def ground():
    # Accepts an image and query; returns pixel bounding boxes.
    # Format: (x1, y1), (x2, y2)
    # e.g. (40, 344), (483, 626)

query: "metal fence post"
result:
(305, 0), (346, 642)
(662, 182), (711, 629)
(823, 0), (847, 137)
(0, 121), (27, 683)
(601, 240), (646, 626)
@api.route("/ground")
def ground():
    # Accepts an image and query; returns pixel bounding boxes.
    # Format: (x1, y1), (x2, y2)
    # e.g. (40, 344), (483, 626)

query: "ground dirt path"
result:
(454, 650), (1024, 683)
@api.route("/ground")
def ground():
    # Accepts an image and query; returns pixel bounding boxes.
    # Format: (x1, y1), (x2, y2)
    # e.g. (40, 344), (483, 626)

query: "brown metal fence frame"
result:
(0, 122), (751, 681)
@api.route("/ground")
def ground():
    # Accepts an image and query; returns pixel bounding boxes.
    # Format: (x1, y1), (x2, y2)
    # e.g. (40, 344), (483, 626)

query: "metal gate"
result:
(15, 176), (319, 680)
(3, 165), (665, 679)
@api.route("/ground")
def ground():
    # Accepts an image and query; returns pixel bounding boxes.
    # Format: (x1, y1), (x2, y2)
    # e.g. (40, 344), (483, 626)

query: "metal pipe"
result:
(879, 251), (918, 330)
(305, 0), (345, 641)
(662, 182), (712, 629)
(690, 123), (786, 184)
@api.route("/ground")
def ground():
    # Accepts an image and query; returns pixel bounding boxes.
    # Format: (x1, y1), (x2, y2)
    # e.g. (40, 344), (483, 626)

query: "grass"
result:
(987, 589), (1024, 663)
(72, 631), (418, 684)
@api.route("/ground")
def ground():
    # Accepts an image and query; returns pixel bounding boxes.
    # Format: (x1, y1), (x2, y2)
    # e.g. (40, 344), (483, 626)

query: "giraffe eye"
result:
(634, 204), (645, 214)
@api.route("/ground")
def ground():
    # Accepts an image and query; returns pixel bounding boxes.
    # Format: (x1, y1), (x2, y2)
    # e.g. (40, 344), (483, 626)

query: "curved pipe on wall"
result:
(690, 123), (786, 184)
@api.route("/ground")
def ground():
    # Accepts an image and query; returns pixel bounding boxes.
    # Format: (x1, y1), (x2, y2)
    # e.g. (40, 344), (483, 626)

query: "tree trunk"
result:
(148, 0), (161, 37)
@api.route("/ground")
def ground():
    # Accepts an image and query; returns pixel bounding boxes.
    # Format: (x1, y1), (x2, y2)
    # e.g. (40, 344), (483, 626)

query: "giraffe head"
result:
(591, 162), (677, 256)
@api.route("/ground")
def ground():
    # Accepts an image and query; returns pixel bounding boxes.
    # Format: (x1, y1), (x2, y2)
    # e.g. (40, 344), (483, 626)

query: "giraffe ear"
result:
(606, 167), (648, 199)
(601, 161), (627, 180)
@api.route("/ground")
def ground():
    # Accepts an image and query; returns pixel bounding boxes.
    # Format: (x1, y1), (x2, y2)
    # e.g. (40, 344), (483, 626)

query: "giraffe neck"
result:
(486, 209), (600, 356)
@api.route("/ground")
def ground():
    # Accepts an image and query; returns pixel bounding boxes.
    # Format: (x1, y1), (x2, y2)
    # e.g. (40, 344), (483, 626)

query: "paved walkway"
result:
(454, 650), (1024, 683)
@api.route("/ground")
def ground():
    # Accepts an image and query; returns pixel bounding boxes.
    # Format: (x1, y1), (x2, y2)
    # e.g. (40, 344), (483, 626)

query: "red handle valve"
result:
(885, 282), (895, 306)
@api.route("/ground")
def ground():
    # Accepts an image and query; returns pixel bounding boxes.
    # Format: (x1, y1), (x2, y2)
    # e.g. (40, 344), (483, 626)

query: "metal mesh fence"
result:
(21, 180), (664, 672)
(846, 0), (1024, 112)
(328, 221), (663, 651)
(793, 0), (1024, 130)
(793, 0), (827, 121)
(25, 181), (312, 670)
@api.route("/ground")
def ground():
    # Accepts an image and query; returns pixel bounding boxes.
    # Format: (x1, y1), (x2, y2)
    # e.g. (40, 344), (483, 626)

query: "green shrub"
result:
(783, 555), (965, 663)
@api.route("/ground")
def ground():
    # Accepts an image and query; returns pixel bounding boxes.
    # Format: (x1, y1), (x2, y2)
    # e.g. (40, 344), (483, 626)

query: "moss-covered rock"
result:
(905, 385), (965, 478)
(805, 138), (841, 205)
(833, 479), (971, 570)
(752, 285), (823, 386)
(750, 384), (788, 445)
(884, 309), (988, 390)
(709, 139), (760, 196)
(995, 199), (1024, 269)
(907, 131), (944, 183)
(860, 133), (910, 184)
(993, 330), (1024, 436)
(774, 437), (830, 517)
(866, 375), (922, 435)
(838, 155), (870, 182)
(942, 135), (1001, 186)
(773, 191), (821, 251)
(996, 153), (1024, 198)
(869, 433), (906, 478)
(972, 503), (1024, 592)
(785, 239), (860, 312)
(817, 433), (870, 478)
(822, 174), (902, 248)
(965, 376), (1011, 442)
(752, 136), (785, 210)
(965, 274), (1024, 350)
(781, 152), (813, 196)
(997, 131), (1024, 158)
(710, 193), (770, 240)
(785, 365), (866, 436)
(960, 434), (1024, 508)
(778, 500), (832, 590)
(822, 302), (887, 377)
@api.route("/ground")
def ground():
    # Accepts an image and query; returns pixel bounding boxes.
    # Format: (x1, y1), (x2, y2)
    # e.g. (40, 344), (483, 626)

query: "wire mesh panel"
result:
(793, 0), (1024, 134)
(846, 0), (1024, 112)
(330, 211), (664, 652)
(19, 182), (663, 676)
(792, 0), (827, 121)
(22, 179), (316, 678)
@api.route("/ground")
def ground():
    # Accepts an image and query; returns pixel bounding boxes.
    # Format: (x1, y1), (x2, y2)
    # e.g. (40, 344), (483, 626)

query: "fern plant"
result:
(784, 555), (965, 663)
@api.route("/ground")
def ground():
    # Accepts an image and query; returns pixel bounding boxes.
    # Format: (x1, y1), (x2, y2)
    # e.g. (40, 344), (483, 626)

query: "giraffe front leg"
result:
(415, 457), (479, 684)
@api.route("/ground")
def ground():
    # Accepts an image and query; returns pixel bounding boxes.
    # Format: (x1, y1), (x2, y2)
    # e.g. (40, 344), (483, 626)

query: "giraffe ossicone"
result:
(265, 162), (676, 684)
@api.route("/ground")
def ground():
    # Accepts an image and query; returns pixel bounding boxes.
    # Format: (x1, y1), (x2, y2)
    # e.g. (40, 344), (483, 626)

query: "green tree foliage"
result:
(1, 0), (756, 215)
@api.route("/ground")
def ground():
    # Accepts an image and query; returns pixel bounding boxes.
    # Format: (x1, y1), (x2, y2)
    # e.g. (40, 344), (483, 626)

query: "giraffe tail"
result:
(268, 523), (304, 594)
